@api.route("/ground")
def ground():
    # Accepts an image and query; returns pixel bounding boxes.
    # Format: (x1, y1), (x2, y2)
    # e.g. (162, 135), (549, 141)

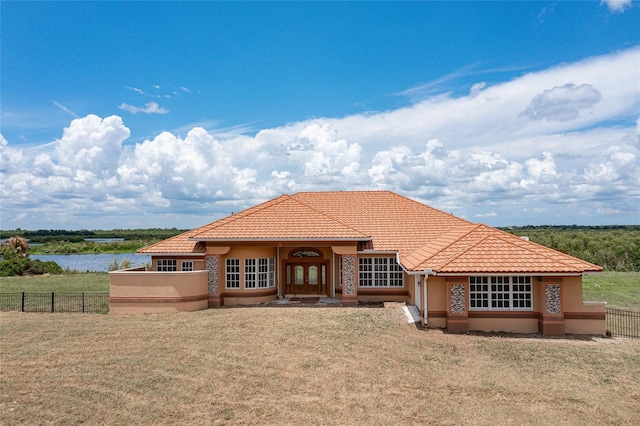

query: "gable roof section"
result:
(138, 230), (206, 254)
(138, 191), (602, 274)
(405, 224), (602, 274)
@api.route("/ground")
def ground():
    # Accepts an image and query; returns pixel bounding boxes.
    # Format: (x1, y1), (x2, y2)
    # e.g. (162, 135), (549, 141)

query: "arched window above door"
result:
(290, 248), (322, 258)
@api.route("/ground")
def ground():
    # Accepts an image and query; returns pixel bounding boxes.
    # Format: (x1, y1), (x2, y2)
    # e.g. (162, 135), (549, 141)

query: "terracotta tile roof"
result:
(190, 195), (369, 240)
(406, 224), (601, 274)
(291, 191), (469, 254)
(139, 191), (602, 273)
(138, 230), (206, 254)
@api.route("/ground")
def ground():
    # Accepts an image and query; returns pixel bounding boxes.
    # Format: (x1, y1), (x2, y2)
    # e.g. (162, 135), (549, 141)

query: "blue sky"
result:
(1, 1), (639, 230)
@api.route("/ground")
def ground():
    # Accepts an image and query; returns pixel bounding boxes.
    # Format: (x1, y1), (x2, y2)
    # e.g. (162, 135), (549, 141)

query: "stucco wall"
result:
(216, 246), (279, 304)
(152, 257), (205, 271)
(423, 275), (605, 335)
(563, 276), (606, 335)
(469, 318), (538, 334)
(426, 277), (447, 328)
(109, 270), (208, 314)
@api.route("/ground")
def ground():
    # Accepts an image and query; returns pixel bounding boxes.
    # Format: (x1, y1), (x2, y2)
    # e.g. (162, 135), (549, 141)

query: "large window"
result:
(244, 258), (275, 289)
(469, 276), (532, 311)
(226, 259), (240, 289)
(157, 259), (176, 271)
(181, 261), (194, 271)
(358, 257), (404, 287)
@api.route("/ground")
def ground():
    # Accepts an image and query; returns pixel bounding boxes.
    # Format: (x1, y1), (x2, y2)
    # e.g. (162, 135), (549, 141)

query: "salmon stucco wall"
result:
(217, 246), (278, 305)
(109, 270), (208, 314)
(152, 257), (205, 271)
(562, 276), (607, 335)
(426, 277), (447, 329)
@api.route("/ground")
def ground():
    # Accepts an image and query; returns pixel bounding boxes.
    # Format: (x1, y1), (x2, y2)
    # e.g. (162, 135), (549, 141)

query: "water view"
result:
(31, 253), (151, 272)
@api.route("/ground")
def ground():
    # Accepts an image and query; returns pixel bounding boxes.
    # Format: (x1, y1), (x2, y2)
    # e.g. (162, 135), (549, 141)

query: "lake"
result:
(31, 253), (151, 272)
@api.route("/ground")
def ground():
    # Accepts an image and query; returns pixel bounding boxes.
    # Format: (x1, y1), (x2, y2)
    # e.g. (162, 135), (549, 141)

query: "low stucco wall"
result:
(221, 288), (278, 305)
(109, 270), (209, 314)
(469, 318), (538, 334)
(565, 301), (607, 335)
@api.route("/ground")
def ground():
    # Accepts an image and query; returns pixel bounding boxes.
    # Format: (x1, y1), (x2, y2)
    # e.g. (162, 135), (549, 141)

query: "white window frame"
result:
(358, 257), (404, 287)
(157, 259), (176, 271)
(181, 261), (194, 271)
(244, 259), (257, 289)
(226, 258), (240, 289)
(244, 258), (275, 290)
(469, 276), (533, 311)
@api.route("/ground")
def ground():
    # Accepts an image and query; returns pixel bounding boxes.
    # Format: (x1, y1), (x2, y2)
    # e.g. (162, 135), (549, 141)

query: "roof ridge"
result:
(290, 193), (371, 238)
(408, 223), (481, 267)
(190, 195), (292, 238)
(392, 191), (477, 227)
(491, 227), (600, 272)
(434, 224), (493, 271)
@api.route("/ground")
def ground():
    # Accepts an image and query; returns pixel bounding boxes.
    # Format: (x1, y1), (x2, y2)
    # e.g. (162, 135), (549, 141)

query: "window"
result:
(358, 257), (404, 287)
(181, 261), (194, 271)
(244, 258), (275, 289)
(291, 250), (320, 257)
(469, 276), (532, 311)
(226, 259), (240, 289)
(157, 259), (176, 271)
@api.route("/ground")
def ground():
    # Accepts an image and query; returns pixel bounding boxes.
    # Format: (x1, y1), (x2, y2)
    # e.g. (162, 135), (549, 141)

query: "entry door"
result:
(289, 263), (325, 295)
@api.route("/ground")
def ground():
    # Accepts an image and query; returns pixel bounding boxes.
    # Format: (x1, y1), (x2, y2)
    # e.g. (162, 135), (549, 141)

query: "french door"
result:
(286, 262), (327, 295)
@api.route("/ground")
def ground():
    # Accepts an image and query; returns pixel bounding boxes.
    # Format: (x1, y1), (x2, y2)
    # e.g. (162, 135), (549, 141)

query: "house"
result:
(109, 191), (606, 336)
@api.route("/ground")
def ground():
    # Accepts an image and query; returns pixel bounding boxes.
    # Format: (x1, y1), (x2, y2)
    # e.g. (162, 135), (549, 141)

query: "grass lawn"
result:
(582, 271), (640, 311)
(0, 273), (109, 293)
(1, 304), (639, 425)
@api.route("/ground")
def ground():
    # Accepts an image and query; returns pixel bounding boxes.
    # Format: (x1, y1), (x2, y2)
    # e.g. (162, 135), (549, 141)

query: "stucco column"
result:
(446, 278), (469, 333)
(538, 278), (564, 336)
(206, 255), (222, 308)
(341, 254), (358, 306)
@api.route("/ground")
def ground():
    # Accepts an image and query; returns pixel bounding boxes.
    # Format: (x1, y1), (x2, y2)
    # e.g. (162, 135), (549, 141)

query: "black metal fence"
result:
(606, 307), (640, 338)
(0, 292), (109, 314)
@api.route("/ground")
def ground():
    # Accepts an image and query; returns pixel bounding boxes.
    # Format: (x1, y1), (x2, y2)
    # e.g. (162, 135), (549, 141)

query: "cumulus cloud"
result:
(601, 0), (633, 13)
(521, 84), (603, 122)
(1, 47), (639, 228)
(118, 101), (168, 114)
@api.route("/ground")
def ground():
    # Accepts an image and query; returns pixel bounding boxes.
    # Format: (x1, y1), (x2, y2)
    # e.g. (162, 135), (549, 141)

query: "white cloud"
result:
(601, 0), (633, 13)
(475, 212), (497, 218)
(1, 47), (639, 228)
(521, 84), (602, 122)
(468, 82), (486, 98)
(118, 101), (168, 115)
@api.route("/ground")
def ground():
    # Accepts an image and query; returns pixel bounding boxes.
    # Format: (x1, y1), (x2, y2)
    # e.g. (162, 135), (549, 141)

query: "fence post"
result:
(51, 292), (55, 313)
(21, 292), (25, 312)
(82, 292), (85, 313)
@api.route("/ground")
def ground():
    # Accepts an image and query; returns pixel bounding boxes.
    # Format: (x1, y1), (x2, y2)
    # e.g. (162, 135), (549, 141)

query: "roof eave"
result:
(433, 272), (586, 276)
(137, 251), (205, 256)
(188, 237), (370, 242)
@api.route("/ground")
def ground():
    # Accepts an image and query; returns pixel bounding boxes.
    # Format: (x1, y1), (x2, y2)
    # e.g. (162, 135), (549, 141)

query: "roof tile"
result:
(139, 191), (602, 273)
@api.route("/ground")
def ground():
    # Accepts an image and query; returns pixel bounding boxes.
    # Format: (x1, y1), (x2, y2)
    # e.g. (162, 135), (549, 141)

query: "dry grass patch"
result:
(1, 304), (639, 425)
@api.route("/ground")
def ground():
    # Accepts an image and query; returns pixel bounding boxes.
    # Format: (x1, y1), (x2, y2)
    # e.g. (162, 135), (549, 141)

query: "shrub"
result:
(0, 236), (63, 276)
(23, 259), (64, 275)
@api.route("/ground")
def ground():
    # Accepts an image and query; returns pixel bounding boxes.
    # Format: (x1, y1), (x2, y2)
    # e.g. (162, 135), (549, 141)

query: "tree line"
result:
(501, 226), (640, 272)
(0, 228), (187, 244)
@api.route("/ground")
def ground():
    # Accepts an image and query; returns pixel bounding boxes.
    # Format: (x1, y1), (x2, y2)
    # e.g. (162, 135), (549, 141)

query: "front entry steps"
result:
(268, 297), (342, 306)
